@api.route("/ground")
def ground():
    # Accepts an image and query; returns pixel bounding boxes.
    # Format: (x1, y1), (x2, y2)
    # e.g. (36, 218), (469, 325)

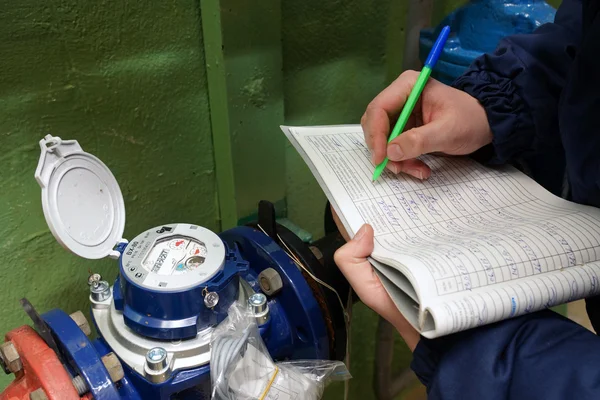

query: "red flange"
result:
(0, 325), (83, 400)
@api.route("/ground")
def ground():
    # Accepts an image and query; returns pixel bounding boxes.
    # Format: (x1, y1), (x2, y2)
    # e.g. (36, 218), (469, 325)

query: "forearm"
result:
(389, 313), (419, 352)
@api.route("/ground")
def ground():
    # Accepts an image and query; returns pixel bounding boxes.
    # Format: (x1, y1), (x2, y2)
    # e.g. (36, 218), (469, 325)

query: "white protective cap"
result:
(35, 135), (126, 259)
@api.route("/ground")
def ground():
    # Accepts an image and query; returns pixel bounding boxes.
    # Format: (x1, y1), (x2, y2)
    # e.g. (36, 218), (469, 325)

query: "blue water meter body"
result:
(419, 0), (556, 85)
(113, 225), (248, 340)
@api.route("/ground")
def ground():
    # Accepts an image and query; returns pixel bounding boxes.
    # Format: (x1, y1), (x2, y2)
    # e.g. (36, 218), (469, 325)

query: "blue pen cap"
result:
(424, 25), (451, 68)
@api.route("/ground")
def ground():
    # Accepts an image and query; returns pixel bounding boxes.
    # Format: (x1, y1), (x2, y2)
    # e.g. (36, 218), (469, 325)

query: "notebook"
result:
(282, 124), (600, 338)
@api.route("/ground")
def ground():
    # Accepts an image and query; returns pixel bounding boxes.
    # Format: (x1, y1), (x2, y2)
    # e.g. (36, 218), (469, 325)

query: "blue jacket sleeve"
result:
(453, 0), (582, 168)
(411, 310), (600, 400)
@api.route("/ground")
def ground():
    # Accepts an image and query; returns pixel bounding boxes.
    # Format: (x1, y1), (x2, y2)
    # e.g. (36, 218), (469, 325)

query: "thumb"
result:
(334, 224), (374, 267)
(386, 119), (447, 161)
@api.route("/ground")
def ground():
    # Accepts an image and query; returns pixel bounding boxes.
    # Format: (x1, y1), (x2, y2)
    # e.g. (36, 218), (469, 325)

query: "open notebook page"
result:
(283, 125), (600, 335)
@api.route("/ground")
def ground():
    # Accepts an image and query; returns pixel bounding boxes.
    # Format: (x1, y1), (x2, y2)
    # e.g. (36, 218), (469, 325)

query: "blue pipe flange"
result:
(42, 308), (121, 400)
(220, 226), (331, 360)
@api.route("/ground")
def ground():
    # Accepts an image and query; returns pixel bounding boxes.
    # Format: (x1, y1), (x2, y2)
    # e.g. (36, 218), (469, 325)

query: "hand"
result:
(361, 70), (493, 180)
(331, 208), (420, 351)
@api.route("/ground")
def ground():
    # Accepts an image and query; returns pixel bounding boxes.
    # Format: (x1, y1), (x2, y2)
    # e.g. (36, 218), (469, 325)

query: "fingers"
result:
(386, 158), (432, 180)
(333, 224), (374, 269)
(362, 107), (389, 164)
(362, 70), (420, 165)
(387, 119), (446, 162)
(363, 111), (418, 165)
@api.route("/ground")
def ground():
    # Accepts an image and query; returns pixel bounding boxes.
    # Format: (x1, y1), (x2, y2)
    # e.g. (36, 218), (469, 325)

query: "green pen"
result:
(372, 25), (451, 182)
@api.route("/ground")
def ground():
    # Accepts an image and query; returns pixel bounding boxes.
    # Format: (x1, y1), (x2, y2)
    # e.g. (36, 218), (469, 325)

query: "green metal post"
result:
(200, 0), (286, 230)
(200, 0), (239, 230)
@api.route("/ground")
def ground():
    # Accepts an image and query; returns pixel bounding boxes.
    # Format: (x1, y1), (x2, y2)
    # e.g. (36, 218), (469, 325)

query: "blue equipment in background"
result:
(419, 0), (557, 84)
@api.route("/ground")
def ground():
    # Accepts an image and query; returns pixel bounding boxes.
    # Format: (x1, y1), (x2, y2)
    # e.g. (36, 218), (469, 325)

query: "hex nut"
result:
(30, 388), (49, 400)
(258, 268), (283, 296)
(70, 311), (91, 336)
(102, 353), (124, 383)
(0, 342), (22, 374)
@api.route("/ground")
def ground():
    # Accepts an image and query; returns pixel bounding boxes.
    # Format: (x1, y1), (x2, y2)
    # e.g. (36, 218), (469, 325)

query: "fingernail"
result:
(407, 169), (424, 180)
(354, 225), (366, 241)
(388, 144), (404, 160)
(387, 164), (399, 174)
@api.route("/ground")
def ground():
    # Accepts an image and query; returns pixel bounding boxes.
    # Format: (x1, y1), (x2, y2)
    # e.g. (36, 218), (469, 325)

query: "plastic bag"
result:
(210, 301), (351, 400)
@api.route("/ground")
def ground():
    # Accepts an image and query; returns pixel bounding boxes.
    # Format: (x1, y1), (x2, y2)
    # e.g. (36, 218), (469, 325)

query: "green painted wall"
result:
(0, 0), (216, 389)
(201, 0), (287, 228)
(283, 1), (409, 238)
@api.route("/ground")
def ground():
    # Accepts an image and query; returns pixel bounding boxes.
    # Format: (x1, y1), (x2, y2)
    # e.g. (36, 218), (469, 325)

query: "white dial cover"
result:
(122, 224), (225, 291)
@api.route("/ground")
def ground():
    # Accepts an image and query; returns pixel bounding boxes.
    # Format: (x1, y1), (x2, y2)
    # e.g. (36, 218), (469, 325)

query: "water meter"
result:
(34, 135), (245, 340)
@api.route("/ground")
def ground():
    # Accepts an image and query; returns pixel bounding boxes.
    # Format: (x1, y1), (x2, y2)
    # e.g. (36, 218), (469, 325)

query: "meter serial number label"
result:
(151, 249), (169, 273)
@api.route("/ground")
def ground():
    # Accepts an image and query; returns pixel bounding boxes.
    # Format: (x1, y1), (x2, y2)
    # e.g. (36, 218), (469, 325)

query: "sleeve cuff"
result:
(452, 67), (535, 165)
(410, 336), (439, 388)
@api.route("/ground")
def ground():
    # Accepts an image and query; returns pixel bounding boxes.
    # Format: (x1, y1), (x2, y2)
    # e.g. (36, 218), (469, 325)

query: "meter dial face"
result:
(142, 236), (208, 276)
(121, 224), (225, 292)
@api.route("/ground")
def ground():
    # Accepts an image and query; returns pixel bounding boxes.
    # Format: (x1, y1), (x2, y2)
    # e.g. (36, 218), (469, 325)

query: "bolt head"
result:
(147, 347), (167, 361)
(88, 273), (102, 286)
(249, 293), (267, 306)
(90, 280), (111, 302)
(70, 311), (91, 336)
(247, 293), (270, 325)
(146, 347), (168, 371)
(0, 342), (22, 374)
(204, 292), (219, 308)
(248, 293), (268, 315)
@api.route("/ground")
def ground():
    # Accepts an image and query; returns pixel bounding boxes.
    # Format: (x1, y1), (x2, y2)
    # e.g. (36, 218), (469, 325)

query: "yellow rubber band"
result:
(259, 366), (279, 400)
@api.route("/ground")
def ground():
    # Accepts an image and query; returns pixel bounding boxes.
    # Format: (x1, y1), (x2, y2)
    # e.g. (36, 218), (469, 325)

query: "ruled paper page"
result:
(425, 260), (600, 336)
(283, 125), (600, 336)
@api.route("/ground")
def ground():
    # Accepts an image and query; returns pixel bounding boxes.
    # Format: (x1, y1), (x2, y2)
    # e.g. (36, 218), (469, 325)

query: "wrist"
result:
(469, 94), (493, 146)
(388, 314), (420, 352)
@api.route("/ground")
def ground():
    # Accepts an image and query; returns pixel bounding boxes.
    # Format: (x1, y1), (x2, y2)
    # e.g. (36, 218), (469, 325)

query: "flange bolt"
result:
(258, 268), (283, 296)
(146, 347), (168, 371)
